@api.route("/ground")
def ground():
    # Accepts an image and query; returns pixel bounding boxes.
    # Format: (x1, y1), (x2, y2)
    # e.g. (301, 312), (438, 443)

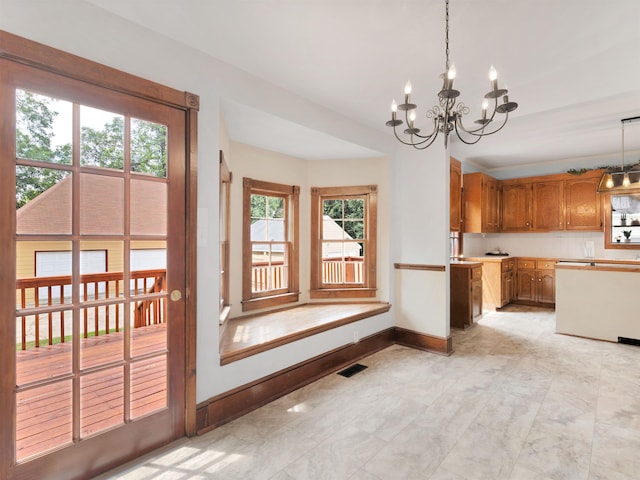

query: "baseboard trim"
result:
(196, 326), (452, 434)
(394, 326), (453, 356)
(196, 328), (395, 434)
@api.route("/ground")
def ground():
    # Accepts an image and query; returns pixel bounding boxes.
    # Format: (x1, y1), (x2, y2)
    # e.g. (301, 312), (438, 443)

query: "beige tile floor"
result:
(98, 306), (640, 480)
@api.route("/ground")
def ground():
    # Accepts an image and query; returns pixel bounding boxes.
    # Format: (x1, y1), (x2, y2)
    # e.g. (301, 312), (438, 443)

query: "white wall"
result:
(2, 2), (443, 403)
(390, 143), (451, 339)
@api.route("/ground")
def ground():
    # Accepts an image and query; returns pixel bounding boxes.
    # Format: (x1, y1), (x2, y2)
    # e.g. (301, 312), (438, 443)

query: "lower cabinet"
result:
(465, 257), (513, 311)
(515, 258), (556, 306)
(450, 263), (483, 329)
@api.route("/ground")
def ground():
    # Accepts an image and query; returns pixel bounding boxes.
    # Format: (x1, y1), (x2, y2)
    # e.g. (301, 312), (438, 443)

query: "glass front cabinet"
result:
(605, 192), (640, 249)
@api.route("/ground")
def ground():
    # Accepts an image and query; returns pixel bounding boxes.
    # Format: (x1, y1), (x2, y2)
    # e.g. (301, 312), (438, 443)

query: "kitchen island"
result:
(555, 260), (640, 342)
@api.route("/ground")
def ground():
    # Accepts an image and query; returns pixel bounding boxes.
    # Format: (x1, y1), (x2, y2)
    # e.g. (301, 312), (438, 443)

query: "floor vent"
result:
(337, 363), (368, 378)
(618, 336), (640, 347)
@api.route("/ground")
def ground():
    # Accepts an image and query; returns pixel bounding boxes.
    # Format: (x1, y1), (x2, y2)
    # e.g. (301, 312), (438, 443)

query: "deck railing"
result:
(250, 257), (364, 292)
(15, 269), (166, 350)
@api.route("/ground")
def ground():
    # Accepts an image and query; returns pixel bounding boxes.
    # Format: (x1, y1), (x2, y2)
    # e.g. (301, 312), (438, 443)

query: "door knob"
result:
(170, 290), (182, 302)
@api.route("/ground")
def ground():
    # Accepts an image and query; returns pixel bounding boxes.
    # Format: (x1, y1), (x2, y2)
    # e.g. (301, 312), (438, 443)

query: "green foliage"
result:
(323, 198), (364, 239)
(15, 91), (71, 208)
(131, 119), (167, 177)
(80, 116), (124, 169)
(251, 194), (284, 223)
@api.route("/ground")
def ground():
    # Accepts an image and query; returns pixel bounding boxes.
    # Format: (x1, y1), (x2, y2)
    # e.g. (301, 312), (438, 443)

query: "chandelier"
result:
(386, 0), (518, 149)
(597, 116), (640, 192)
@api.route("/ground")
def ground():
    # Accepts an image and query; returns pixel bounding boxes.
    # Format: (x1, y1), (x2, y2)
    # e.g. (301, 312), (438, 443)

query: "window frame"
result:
(310, 185), (377, 299)
(219, 151), (232, 323)
(242, 177), (299, 311)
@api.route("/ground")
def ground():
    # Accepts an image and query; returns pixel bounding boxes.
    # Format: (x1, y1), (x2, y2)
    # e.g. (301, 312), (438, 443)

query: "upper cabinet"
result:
(450, 157), (462, 232)
(463, 172), (500, 233)
(501, 181), (532, 232)
(565, 173), (602, 230)
(532, 181), (564, 231)
(465, 169), (604, 234)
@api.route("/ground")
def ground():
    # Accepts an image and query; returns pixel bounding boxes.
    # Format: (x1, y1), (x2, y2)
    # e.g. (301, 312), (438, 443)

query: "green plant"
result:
(623, 230), (632, 239)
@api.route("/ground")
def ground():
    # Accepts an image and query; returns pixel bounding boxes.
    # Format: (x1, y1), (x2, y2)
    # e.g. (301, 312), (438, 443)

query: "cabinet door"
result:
(516, 269), (536, 301)
(484, 177), (501, 232)
(471, 279), (483, 321)
(537, 270), (555, 304)
(565, 177), (602, 231)
(533, 181), (564, 231)
(450, 157), (462, 231)
(502, 183), (532, 231)
(501, 271), (513, 306)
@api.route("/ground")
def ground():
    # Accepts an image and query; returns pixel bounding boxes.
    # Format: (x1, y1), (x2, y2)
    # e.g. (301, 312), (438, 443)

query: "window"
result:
(220, 151), (231, 322)
(242, 178), (299, 311)
(310, 185), (377, 298)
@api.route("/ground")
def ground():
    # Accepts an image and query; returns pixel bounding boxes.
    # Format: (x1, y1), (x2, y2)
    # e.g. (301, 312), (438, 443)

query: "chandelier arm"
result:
(411, 129), (443, 150)
(452, 97), (501, 135)
(400, 107), (442, 140)
(392, 124), (439, 147)
(457, 112), (510, 139)
(453, 123), (485, 145)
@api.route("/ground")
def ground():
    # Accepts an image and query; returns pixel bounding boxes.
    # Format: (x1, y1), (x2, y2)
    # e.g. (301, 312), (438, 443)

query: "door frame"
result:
(0, 29), (198, 479)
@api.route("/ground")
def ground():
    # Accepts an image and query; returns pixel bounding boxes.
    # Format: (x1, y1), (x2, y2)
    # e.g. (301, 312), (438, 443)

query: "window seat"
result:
(219, 302), (391, 365)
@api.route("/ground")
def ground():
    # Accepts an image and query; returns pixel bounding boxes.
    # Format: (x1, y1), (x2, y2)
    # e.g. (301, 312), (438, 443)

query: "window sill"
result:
(241, 292), (300, 312)
(219, 302), (391, 365)
(309, 288), (377, 299)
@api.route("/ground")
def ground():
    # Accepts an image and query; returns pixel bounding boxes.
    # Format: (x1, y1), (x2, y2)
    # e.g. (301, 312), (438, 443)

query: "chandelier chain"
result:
(445, 0), (450, 71)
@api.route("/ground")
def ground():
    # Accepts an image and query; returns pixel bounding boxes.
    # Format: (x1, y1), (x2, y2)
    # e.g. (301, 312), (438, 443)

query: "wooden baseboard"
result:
(394, 327), (453, 356)
(196, 326), (452, 434)
(196, 328), (395, 434)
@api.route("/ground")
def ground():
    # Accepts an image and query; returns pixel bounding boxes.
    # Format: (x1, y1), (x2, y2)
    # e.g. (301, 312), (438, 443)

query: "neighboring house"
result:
(250, 215), (361, 261)
(16, 174), (166, 304)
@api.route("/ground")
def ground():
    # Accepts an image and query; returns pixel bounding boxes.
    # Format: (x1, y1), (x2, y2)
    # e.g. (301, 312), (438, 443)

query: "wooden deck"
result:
(15, 323), (167, 461)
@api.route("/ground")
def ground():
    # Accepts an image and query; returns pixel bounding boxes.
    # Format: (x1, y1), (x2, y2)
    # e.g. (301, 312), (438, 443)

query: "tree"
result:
(323, 198), (364, 239)
(15, 91), (71, 208)
(131, 119), (167, 177)
(80, 116), (124, 169)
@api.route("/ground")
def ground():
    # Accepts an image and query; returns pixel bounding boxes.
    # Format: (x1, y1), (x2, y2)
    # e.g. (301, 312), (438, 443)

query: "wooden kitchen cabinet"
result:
(565, 172), (603, 231)
(515, 258), (556, 306)
(450, 157), (462, 232)
(500, 258), (515, 306)
(501, 181), (532, 231)
(463, 172), (500, 233)
(501, 170), (604, 233)
(465, 257), (512, 311)
(450, 262), (483, 329)
(532, 181), (564, 231)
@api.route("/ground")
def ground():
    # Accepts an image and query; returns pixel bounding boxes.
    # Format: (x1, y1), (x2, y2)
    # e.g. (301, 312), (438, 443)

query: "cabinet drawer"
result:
(502, 259), (515, 272)
(536, 259), (556, 269)
(517, 259), (535, 270)
(472, 266), (482, 280)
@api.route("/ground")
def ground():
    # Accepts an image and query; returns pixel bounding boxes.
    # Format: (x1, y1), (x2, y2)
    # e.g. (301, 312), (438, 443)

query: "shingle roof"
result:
(16, 173), (167, 235)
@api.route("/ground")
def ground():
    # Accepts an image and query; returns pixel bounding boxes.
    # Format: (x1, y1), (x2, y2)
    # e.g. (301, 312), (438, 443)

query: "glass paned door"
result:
(2, 60), (186, 479)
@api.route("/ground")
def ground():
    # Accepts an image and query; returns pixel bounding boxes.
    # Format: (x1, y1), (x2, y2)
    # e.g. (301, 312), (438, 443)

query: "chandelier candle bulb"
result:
(489, 64), (498, 90)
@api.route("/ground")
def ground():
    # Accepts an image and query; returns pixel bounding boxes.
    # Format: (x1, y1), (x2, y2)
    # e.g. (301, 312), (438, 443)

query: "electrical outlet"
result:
(353, 331), (360, 343)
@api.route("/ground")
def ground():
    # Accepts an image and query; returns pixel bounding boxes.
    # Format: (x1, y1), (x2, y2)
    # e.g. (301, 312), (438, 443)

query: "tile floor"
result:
(98, 306), (640, 480)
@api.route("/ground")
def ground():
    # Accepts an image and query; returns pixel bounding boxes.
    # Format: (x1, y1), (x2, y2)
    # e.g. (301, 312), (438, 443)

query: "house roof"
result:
(251, 215), (361, 257)
(17, 173), (167, 236)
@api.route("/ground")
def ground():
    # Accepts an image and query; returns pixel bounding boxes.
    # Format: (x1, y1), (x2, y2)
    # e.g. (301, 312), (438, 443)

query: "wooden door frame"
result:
(0, 29), (198, 479)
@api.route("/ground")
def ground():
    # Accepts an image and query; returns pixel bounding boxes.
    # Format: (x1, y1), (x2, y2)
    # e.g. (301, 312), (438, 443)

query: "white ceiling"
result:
(85, 0), (640, 172)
